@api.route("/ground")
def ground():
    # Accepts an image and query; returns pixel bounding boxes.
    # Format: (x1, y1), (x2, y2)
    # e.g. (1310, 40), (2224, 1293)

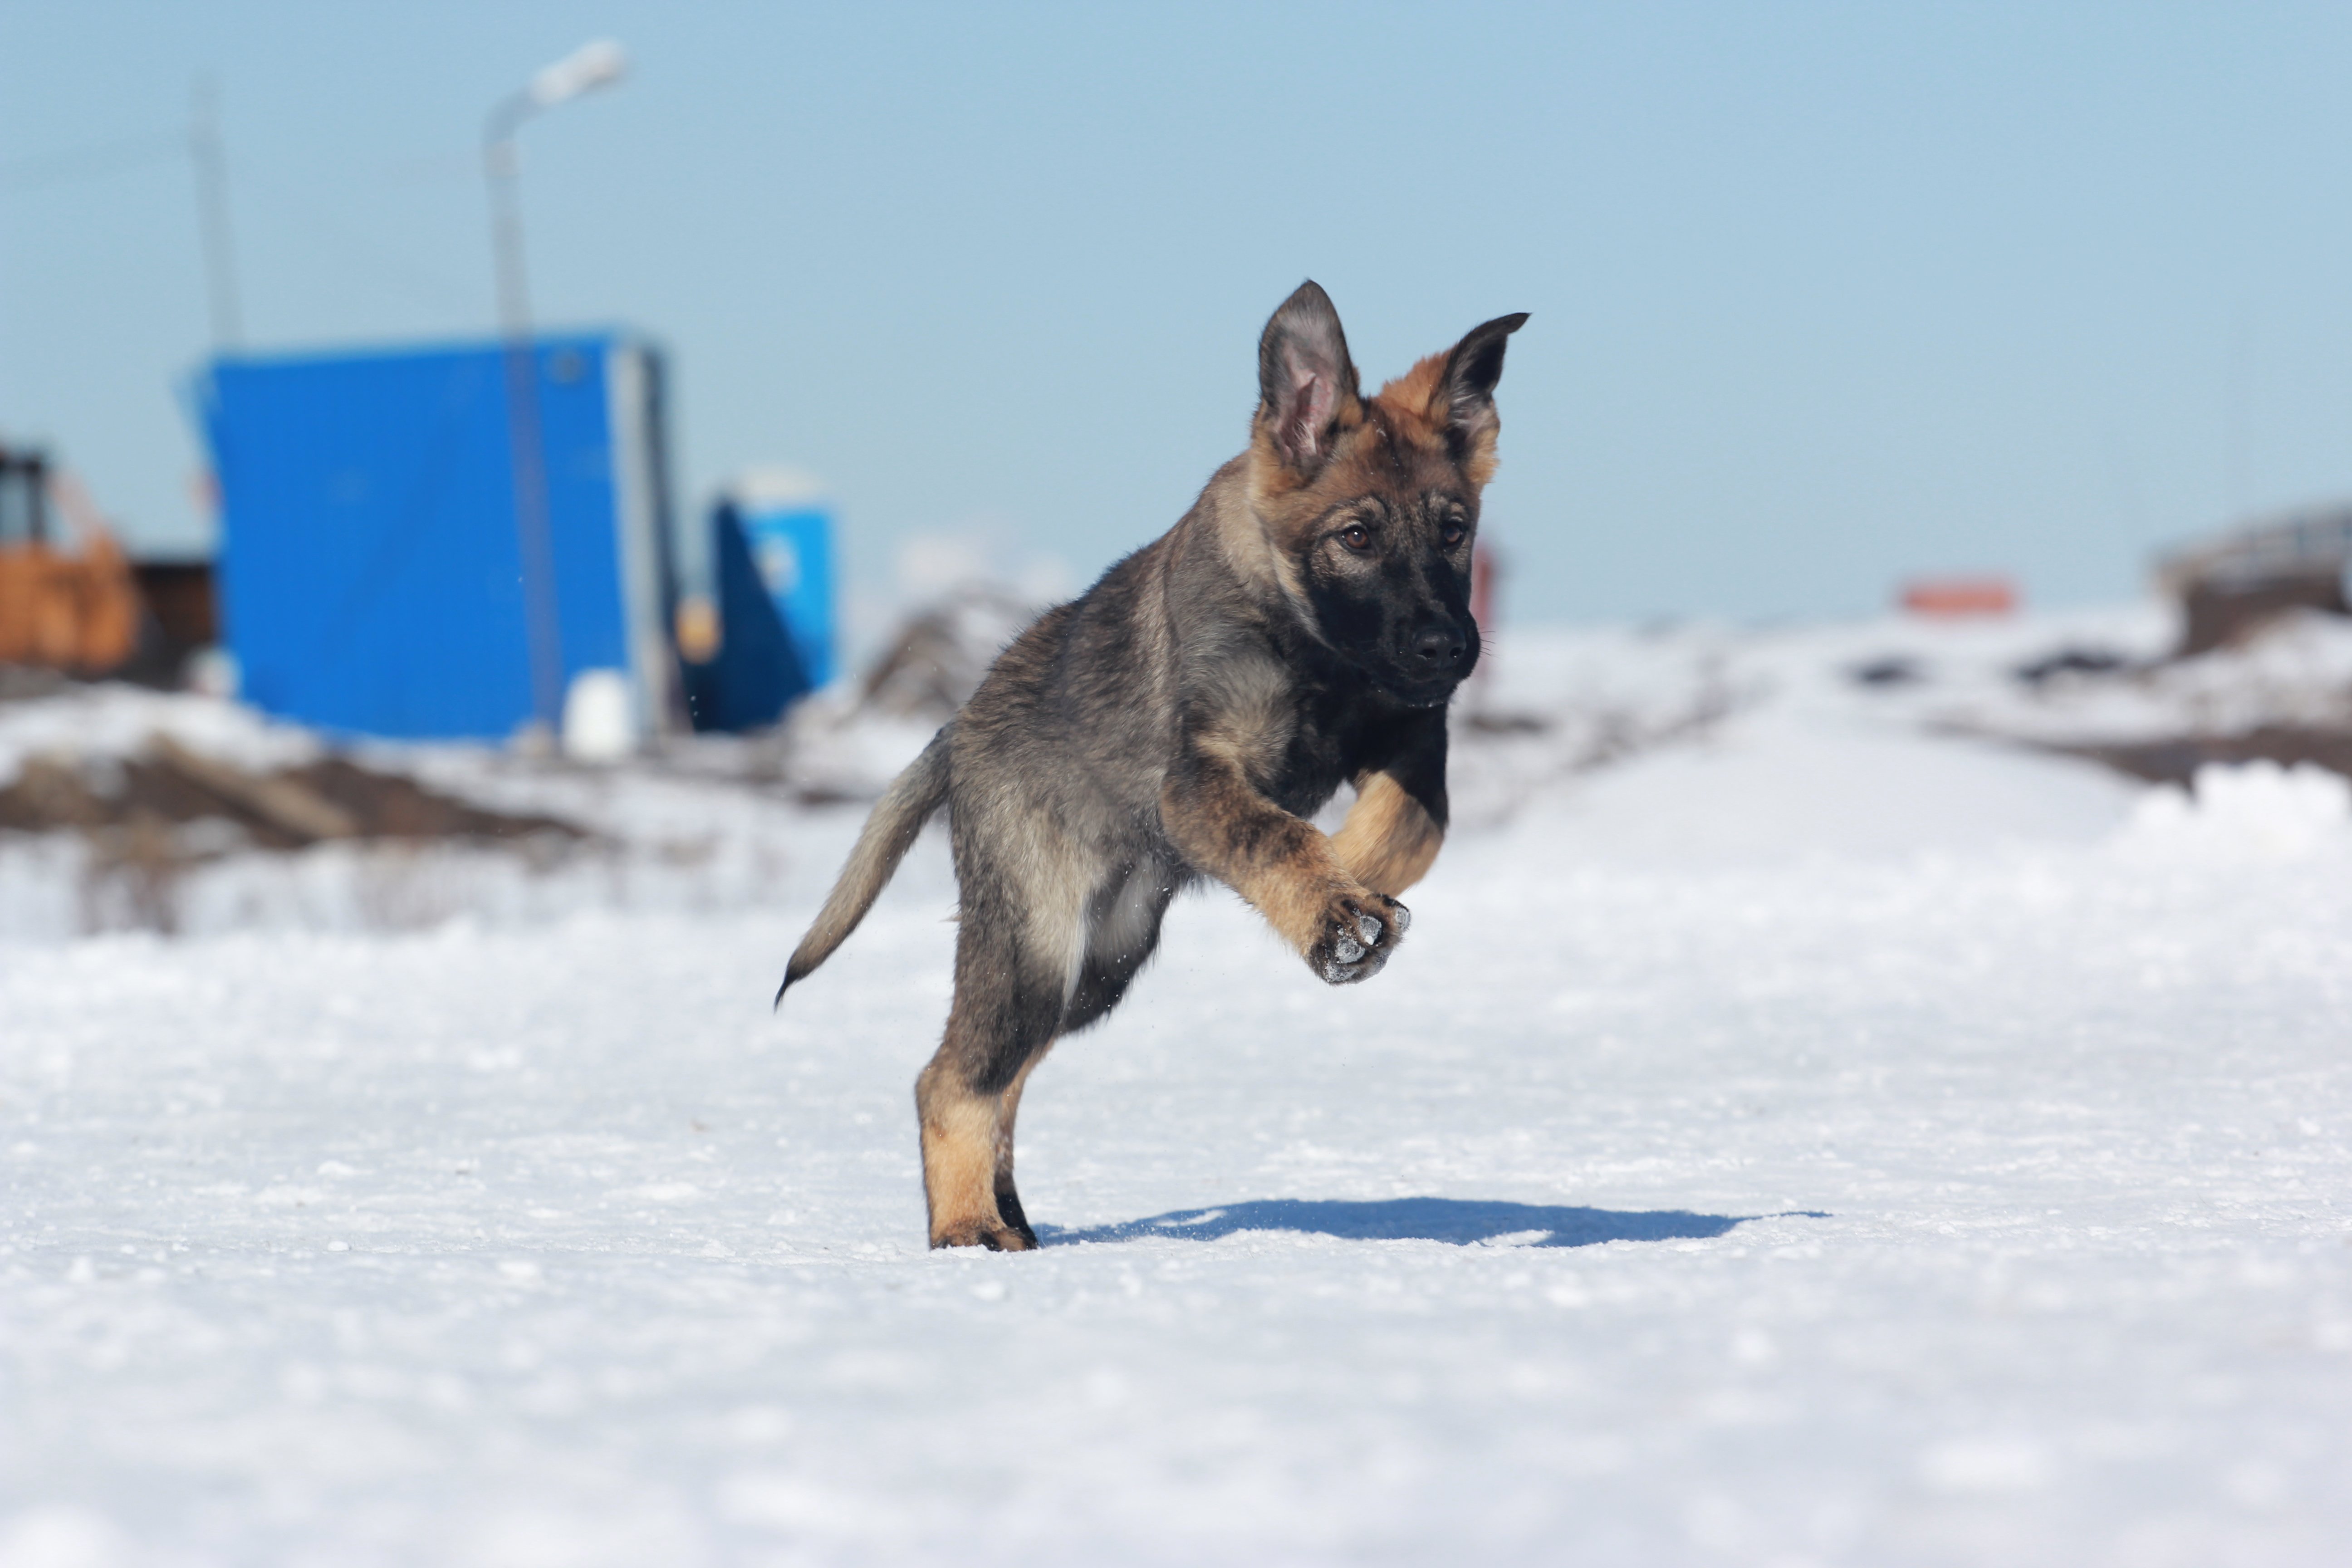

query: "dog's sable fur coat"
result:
(780, 283), (1526, 1250)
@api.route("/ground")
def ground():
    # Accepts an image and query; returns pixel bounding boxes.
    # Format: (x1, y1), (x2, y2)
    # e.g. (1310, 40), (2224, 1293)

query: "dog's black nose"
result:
(1413, 627), (1466, 666)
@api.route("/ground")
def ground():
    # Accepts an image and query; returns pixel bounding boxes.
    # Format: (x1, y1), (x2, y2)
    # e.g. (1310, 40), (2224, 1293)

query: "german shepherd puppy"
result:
(779, 282), (1526, 1249)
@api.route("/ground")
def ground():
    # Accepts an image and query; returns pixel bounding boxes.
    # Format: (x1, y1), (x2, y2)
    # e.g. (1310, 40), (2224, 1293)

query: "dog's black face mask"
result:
(1299, 490), (1480, 706)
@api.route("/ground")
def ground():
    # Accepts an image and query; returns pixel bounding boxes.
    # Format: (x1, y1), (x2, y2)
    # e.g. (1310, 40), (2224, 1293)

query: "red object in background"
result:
(1469, 542), (1499, 690)
(1900, 576), (2017, 617)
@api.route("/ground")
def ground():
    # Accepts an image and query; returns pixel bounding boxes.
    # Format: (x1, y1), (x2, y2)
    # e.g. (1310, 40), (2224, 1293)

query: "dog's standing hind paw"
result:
(931, 1220), (1037, 1252)
(1309, 890), (1409, 984)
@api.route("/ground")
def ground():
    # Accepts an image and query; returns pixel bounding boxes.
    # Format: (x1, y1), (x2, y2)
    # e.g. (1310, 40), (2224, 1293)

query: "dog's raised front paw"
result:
(1308, 889), (1408, 985)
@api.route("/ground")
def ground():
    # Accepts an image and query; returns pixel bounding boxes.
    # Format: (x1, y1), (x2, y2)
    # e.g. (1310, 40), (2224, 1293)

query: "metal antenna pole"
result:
(189, 75), (244, 349)
(485, 99), (565, 738)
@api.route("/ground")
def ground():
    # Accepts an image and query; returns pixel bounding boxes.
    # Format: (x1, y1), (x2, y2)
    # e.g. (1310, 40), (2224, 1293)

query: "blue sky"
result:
(6, 2), (2352, 624)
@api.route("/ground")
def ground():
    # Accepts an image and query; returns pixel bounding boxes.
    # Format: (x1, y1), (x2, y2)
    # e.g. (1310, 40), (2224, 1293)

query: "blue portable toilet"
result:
(192, 331), (679, 743)
(724, 468), (837, 690)
(681, 500), (809, 733)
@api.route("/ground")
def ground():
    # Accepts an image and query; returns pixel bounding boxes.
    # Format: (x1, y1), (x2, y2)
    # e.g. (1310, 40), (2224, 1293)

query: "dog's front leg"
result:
(1331, 771), (1445, 897)
(1331, 719), (1450, 897)
(1161, 741), (1408, 984)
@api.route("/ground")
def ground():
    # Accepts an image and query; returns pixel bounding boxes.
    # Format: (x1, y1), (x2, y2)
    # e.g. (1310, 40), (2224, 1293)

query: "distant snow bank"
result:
(5, 598), (2347, 938)
(0, 683), (869, 943)
(0, 683), (318, 786)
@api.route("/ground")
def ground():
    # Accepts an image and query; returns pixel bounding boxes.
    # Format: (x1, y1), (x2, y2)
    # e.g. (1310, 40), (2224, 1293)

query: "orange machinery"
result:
(0, 441), (140, 672)
(1899, 575), (2018, 618)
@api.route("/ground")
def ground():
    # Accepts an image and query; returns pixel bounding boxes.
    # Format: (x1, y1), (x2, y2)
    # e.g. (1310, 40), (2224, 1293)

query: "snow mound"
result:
(2113, 758), (2352, 864)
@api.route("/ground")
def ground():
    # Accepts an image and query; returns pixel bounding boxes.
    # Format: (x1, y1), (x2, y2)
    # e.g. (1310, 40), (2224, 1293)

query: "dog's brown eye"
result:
(1440, 522), (1467, 548)
(1339, 524), (1372, 552)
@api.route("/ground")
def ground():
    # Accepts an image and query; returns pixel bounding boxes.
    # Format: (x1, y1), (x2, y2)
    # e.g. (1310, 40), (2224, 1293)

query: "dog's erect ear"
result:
(1431, 312), (1528, 483)
(1256, 280), (1362, 475)
(1436, 312), (1529, 431)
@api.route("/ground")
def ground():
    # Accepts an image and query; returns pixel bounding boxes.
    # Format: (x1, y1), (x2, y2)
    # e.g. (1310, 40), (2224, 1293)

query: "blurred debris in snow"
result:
(1847, 654), (1928, 688)
(853, 582), (1039, 722)
(2010, 646), (2131, 686)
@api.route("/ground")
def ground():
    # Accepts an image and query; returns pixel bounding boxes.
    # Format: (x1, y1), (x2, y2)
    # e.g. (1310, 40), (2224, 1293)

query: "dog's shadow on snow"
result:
(1041, 1197), (1823, 1250)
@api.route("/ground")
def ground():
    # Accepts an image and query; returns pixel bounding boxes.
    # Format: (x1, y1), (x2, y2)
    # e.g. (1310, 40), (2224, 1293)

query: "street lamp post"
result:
(482, 39), (627, 738)
(190, 74), (244, 349)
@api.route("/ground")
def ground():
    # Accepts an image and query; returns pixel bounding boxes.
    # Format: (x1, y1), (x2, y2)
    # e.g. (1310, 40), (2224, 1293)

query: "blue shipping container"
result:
(194, 332), (676, 741)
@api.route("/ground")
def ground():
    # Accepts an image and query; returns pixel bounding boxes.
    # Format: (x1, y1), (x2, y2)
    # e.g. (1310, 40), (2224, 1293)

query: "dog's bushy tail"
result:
(775, 725), (953, 1005)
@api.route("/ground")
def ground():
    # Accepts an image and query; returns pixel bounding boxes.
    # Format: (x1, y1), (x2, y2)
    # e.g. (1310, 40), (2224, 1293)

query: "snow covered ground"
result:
(5, 610), (2352, 1565)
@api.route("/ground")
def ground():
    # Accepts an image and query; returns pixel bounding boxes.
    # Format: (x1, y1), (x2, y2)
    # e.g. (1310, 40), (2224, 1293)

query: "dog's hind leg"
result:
(918, 984), (1058, 1250)
(964, 859), (1181, 1248)
(991, 1058), (1042, 1249)
(917, 840), (1084, 1251)
(916, 1056), (1023, 1251)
